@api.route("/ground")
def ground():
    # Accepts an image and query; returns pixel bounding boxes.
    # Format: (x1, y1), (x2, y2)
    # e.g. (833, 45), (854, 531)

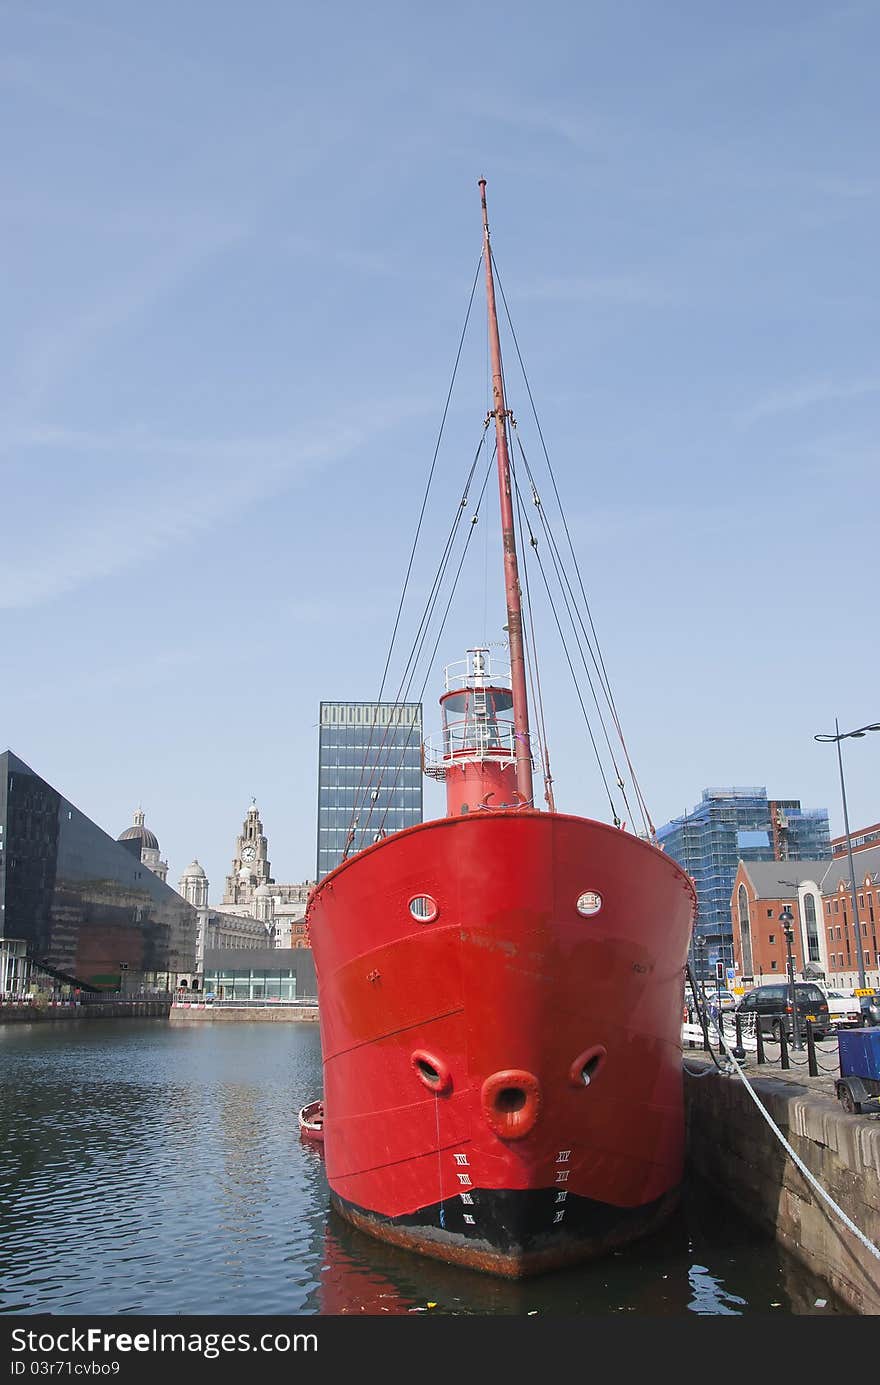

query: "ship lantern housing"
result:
(423, 648), (521, 816)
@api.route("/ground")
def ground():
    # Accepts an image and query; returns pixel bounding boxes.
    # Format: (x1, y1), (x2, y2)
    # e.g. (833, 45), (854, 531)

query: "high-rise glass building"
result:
(316, 702), (423, 881)
(656, 787), (831, 968)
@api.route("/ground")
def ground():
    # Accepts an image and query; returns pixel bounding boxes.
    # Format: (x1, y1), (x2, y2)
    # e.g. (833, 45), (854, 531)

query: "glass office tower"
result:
(657, 786), (831, 970)
(316, 702), (423, 881)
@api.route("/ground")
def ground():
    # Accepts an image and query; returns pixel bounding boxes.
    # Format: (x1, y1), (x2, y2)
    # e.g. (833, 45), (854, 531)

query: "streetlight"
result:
(778, 877), (809, 975)
(814, 718), (880, 993)
(778, 906), (802, 1050)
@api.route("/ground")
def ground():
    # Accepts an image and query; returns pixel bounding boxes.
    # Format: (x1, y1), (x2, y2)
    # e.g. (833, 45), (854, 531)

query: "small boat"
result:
(305, 178), (696, 1277)
(298, 1099), (325, 1144)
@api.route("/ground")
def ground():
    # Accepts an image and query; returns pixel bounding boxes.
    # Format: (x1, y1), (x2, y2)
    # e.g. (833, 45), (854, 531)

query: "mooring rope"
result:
(701, 1014), (880, 1263)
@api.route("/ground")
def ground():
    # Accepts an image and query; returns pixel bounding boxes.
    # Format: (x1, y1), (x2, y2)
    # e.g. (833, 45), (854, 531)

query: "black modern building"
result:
(0, 750), (197, 993)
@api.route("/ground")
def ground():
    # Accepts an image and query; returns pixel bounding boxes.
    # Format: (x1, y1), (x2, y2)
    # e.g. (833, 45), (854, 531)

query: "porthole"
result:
(576, 890), (602, 917)
(408, 894), (439, 923)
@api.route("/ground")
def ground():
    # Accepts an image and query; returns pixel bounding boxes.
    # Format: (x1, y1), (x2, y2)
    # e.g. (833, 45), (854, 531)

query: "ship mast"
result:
(479, 178), (534, 806)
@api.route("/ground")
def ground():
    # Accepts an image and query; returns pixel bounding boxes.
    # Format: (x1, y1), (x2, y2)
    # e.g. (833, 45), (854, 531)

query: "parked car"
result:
(712, 988), (737, 1014)
(858, 991), (880, 1027)
(816, 986), (862, 1029)
(734, 982), (831, 1041)
(683, 986), (735, 1015)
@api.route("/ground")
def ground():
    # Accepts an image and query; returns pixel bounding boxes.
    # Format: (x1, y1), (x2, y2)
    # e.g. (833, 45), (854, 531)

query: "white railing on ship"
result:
(443, 653), (511, 692)
(422, 719), (519, 769)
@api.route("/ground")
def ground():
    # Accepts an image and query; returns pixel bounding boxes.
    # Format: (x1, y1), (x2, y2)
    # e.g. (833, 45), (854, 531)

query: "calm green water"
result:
(0, 1020), (851, 1316)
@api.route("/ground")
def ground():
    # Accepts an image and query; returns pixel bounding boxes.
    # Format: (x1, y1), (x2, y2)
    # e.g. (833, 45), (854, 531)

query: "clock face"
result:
(241, 845), (256, 863)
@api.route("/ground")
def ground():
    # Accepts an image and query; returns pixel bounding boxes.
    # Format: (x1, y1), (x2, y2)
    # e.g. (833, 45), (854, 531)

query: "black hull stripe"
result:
(329, 1183), (681, 1279)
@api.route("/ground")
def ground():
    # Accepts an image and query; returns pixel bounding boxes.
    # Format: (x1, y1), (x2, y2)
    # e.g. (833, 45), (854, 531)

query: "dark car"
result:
(859, 992), (880, 1027)
(735, 982), (830, 1041)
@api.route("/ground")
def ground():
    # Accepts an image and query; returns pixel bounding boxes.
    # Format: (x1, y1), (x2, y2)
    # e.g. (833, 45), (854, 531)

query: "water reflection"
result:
(0, 1019), (853, 1316)
(313, 1184), (845, 1316)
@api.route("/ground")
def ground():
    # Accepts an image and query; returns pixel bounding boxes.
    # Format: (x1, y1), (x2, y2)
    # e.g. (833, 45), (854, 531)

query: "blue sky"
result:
(2, 1), (878, 895)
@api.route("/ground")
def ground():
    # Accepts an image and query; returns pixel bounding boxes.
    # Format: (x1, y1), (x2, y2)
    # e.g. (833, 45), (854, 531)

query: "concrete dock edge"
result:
(684, 1059), (880, 1314)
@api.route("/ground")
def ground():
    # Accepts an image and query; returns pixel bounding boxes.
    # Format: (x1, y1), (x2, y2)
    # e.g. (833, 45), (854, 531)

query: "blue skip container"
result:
(838, 1028), (880, 1082)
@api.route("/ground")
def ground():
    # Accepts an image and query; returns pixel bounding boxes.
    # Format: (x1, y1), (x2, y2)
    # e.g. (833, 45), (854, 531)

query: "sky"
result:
(2, 1), (878, 897)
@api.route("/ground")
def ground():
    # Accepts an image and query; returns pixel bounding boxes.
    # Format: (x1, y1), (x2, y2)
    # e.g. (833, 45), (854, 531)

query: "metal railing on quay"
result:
(79, 990), (171, 1003)
(682, 1009), (843, 1078)
(171, 997), (318, 1009)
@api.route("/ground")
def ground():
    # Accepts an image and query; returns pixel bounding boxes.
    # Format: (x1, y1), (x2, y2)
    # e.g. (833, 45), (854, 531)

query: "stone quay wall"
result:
(684, 1062), (880, 1315)
(168, 1004), (319, 1023)
(0, 1000), (172, 1022)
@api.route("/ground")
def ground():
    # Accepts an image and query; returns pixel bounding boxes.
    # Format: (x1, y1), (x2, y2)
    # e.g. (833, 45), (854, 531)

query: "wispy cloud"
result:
(454, 90), (609, 155)
(811, 175), (879, 201)
(281, 233), (399, 279)
(796, 431), (879, 483)
(740, 375), (880, 425)
(515, 274), (671, 307)
(490, 102), (604, 153)
(562, 500), (728, 550)
(0, 397), (430, 610)
(46, 647), (204, 701)
(7, 225), (246, 420)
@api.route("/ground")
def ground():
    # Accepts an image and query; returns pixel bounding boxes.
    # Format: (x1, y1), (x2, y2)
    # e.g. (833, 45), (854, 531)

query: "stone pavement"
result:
(683, 1031), (849, 1107)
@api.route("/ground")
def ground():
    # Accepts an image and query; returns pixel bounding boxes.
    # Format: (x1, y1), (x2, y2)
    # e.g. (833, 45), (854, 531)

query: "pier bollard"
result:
(779, 1026), (790, 1069)
(805, 1021), (818, 1076)
(732, 1013), (746, 1063)
(755, 1023), (765, 1065)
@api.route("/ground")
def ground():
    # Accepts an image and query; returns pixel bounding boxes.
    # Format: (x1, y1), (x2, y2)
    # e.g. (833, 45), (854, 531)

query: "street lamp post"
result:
(779, 906), (802, 1050)
(814, 719), (880, 993)
(778, 877), (808, 975)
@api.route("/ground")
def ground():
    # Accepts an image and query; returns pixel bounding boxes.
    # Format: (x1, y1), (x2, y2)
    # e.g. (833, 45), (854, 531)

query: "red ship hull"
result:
(306, 809), (696, 1278)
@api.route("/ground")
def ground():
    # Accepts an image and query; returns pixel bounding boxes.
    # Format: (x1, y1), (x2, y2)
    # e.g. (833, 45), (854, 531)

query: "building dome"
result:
(183, 860), (206, 878)
(118, 813), (159, 851)
(118, 824), (159, 848)
(254, 883), (271, 897)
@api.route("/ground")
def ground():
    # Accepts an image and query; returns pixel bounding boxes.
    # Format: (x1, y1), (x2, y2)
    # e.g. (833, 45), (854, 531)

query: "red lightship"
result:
(305, 180), (696, 1277)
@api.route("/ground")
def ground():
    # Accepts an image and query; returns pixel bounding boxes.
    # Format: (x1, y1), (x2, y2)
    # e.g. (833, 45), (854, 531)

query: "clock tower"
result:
(223, 800), (273, 906)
